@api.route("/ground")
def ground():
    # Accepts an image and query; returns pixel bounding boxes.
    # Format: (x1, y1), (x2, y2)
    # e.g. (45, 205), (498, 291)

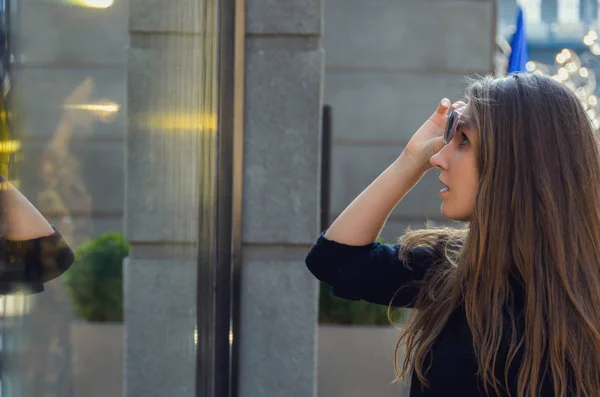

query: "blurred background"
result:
(0, 0), (596, 396)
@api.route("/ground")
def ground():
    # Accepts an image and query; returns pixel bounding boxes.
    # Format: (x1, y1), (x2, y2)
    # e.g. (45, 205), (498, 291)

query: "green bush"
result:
(65, 232), (129, 322)
(318, 283), (408, 326)
(317, 236), (409, 326)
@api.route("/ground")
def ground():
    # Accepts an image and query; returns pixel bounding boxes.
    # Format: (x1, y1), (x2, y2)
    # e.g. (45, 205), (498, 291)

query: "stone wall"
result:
(324, 0), (496, 241)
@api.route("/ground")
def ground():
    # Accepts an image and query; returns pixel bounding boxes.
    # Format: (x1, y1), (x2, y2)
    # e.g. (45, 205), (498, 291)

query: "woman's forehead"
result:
(457, 106), (476, 136)
(459, 104), (474, 126)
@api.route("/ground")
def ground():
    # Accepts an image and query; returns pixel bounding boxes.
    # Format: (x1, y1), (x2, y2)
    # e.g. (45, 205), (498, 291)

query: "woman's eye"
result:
(459, 132), (469, 146)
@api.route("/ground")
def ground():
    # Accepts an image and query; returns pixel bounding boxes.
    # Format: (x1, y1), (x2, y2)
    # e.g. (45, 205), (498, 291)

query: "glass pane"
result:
(0, 0), (221, 396)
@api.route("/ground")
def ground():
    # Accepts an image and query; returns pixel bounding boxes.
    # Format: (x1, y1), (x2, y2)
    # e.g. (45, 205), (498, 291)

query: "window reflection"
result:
(0, 0), (125, 395)
(0, 0), (221, 395)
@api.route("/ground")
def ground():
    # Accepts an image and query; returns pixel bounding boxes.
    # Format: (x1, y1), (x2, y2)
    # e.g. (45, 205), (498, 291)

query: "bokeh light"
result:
(507, 34), (600, 130)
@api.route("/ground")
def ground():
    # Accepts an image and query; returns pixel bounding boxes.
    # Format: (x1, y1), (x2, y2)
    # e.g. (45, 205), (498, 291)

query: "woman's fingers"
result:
(452, 101), (467, 111)
(429, 98), (467, 130)
(429, 98), (452, 128)
(437, 98), (451, 114)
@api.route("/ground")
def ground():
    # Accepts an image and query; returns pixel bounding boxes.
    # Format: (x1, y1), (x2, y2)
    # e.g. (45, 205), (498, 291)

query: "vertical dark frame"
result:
(0, 1), (9, 392)
(195, 0), (244, 393)
(1, 0), (9, 70)
(320, 105), (332, 232)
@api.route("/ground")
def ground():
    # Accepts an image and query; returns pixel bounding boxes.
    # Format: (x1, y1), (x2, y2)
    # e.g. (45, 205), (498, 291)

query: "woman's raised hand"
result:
(403, 99), (465, 172)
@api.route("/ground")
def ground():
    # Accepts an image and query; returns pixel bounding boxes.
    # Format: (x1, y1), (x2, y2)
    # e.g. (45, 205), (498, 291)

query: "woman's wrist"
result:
(396, 150), (430, 178)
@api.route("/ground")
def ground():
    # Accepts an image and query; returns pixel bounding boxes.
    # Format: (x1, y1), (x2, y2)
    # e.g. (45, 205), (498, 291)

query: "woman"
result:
(0, 176), (74, 294)
(305, 73), (600, 396)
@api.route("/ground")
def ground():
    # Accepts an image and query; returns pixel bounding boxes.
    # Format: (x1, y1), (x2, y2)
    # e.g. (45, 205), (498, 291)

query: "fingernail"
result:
(441, 98), (450, 107)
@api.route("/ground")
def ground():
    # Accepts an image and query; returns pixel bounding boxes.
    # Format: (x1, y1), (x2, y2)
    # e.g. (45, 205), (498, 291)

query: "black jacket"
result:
(305, 233), (556, 397)
(0, 228), (74, 294)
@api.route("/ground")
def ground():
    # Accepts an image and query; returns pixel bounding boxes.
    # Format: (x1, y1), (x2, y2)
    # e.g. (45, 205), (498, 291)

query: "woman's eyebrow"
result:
(456, 119), (470, 132)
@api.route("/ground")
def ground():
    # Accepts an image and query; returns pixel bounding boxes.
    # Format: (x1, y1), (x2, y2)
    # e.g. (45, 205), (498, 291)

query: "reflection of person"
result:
(306, 74), (600, 396)
(38, 78), (93, 247)
(0, 177), (74, 294)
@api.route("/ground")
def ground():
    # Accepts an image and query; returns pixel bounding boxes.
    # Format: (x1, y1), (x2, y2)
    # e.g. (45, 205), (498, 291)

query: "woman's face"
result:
(429, 103), (479, 222)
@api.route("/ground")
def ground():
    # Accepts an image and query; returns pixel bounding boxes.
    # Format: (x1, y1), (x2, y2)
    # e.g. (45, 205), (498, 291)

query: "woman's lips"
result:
(439, 180), (450, 195)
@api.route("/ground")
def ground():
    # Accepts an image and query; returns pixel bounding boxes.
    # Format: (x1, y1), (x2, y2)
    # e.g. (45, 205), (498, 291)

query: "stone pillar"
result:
(237, 0), (324, 396)
(124, 1), (218, 396)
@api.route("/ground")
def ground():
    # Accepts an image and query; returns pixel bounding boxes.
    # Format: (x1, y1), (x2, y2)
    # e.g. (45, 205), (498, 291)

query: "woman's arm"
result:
(324, 153), (426, 245)
(2, 178), (54, 240)
(324, 99), (452, 245)
(0, 179), (74, 294)
(306, 233), (436, 307)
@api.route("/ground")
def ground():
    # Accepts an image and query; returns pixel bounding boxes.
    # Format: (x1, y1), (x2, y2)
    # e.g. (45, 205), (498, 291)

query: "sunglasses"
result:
(444, 109), (463, 145)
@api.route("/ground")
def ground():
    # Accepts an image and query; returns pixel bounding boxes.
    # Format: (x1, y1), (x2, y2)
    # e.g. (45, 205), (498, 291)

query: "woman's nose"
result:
(430, 146), (447, 170)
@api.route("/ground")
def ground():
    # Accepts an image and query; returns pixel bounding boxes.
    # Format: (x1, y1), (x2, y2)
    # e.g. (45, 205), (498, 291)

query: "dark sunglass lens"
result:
(444, 111), (456, 143)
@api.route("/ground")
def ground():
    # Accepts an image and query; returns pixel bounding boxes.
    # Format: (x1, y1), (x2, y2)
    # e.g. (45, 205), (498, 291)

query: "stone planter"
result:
(70, 322), (124, 397)
(318, 325), (410, 397)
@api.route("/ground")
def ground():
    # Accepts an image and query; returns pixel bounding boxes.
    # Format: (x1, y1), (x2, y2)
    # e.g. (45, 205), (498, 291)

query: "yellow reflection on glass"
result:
(0, 140), (21, 154)
(66, 103), (119, 113)
(81, 0), (114, 7)
(64, 100), (120, 122)
(57, 0), (114, 8)
(142, 112), (218, 134)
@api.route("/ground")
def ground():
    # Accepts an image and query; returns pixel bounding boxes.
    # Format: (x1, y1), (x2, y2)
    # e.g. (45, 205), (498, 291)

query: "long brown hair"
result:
(394, 74), (600, 396)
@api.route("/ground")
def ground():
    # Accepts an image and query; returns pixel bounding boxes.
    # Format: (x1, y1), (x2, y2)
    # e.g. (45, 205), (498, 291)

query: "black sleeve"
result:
(305, 232), (437, 308)
(0, 228), (75, 295)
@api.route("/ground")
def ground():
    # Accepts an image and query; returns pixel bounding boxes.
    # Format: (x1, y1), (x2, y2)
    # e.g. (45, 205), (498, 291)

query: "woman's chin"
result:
(440, 203), (471, 222)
